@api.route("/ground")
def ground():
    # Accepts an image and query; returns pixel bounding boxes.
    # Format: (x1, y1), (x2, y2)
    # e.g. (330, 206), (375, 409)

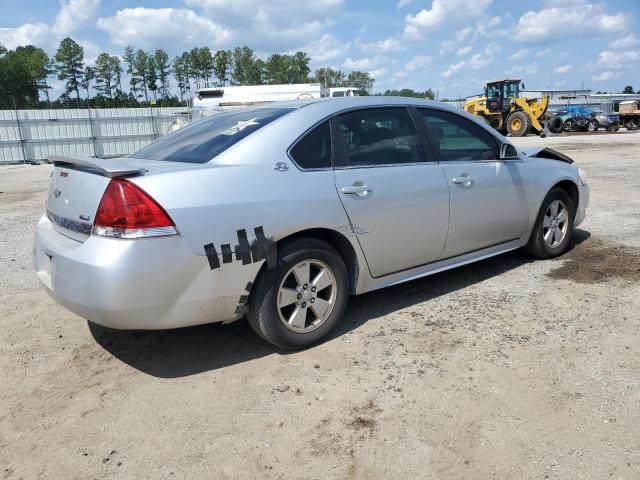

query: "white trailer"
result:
(191, 81), (359, 120)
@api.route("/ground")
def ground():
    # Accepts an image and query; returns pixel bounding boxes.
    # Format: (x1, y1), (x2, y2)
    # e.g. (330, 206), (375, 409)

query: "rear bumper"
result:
(33, 215), (255, 330)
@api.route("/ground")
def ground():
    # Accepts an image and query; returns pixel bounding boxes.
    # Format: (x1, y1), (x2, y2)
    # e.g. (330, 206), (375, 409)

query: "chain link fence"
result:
(0, 101), (190, 164)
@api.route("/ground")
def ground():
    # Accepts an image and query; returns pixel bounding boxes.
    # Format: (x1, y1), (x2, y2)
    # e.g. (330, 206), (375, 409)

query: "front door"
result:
(333, 107), (450, 277)
(415, 108), (530, 258)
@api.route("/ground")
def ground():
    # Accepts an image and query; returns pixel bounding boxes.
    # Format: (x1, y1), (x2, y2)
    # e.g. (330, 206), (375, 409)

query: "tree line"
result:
(0, 37), (375, 108)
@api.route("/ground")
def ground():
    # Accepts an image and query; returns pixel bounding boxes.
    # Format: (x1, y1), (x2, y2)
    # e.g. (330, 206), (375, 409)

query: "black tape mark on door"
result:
(235, 229), (252, 265)
(204, 226), (277, 271)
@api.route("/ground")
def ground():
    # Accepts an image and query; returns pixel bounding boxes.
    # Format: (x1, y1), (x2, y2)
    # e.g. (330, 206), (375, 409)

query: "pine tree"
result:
(153, 49), (171, 99)
(54, 37), (85, 102)
(123, 45), (138, 96)
(133, 49), (150, 102)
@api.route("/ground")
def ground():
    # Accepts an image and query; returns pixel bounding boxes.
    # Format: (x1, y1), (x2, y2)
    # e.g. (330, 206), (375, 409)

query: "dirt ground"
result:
(1, 132), (639, 479)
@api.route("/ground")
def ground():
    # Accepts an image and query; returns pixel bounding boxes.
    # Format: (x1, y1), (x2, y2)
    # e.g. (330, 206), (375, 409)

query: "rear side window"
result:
(131, 108), (292, 163)
(417, 109), (498, 161)
(335, 108), (426, 167)
(290, 121), (332, 169)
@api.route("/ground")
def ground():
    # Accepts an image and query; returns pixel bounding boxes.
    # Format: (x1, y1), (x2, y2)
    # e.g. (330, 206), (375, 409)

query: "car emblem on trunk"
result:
(53, 188), (62, 198)
(274, 162), (289, 172)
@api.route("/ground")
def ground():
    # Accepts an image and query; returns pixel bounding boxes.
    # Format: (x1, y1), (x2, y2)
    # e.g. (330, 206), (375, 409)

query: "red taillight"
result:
(93, 178), (177, 238)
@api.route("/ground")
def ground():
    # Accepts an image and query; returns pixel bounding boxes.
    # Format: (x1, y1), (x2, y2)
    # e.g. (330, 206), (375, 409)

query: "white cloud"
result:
(79, 39), (102, 66)
(343, 55), (388, 70)
(592, 70), (622, 82)
(553, 64), (573, 74)
(368, 67), (388, 79)
(184, 0), (341, 50)
(0, 23), (50, 50)
(609, 33), (639, 50)
(483, 41), (501, 55)
(52, 0), (100, 36)
(456, 27), (474, 43)
(359, 36), (403, 53)
(509, 49), (528, 61)
(534, 48), (552, 59)
(300, 34), (351, 64)
(0, 0), (100, 52)
(97, 8), (231, 51)
(456, 46), (472, 56)
(597, 50), (640, 69)
(405, 55), (432, 71)
(404, 0), (492, 40)
(507, 62), (540, 77)
(514, 3), (628, 43)
(440, 40), (456, 54)
(442, 53), (488, 78)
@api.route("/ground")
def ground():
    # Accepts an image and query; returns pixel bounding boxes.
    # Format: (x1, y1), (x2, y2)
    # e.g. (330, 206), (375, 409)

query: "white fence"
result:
(0, 107), (188, 164)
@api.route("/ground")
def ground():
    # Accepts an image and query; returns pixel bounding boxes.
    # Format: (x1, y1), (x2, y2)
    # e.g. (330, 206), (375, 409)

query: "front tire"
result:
(524, 188), (575, 259)
(587, 119), (599, 131)
(506, 111), (531, 137)
(246, 238), (349, 350)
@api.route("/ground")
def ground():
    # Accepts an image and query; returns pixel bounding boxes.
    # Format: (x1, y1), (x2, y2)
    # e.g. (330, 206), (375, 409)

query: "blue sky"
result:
(1, 0), (639, 98)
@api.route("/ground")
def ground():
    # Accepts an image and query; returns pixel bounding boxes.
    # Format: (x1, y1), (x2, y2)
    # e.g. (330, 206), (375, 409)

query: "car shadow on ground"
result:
(90, 229), (590, 378)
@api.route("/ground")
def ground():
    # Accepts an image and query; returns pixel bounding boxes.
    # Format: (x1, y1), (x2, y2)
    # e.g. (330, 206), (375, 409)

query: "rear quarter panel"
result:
(129, 107), (356, 261)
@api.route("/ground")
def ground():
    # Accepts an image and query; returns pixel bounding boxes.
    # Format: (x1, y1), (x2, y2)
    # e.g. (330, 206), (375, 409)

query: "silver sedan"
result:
(33, 97), (589, 349)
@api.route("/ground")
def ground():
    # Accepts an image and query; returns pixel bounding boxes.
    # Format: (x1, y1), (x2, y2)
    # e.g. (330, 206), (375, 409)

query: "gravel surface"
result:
(1, 133), (639, 479)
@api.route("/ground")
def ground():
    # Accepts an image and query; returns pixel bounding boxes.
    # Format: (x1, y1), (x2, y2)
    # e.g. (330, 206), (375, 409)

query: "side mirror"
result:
(500, 143), (519, 160)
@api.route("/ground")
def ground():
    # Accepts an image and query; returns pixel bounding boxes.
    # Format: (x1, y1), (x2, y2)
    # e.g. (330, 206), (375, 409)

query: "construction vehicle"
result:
(463, 79), (549, 137)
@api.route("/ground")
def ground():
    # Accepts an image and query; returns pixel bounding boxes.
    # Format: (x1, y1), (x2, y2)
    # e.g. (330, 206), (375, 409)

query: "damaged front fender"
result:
(521, 147), (574, 164)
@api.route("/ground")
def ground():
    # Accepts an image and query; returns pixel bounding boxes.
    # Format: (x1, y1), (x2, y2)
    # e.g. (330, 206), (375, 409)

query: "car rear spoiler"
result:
(520, 147), (573, 164)
(49, 155), (147, 178)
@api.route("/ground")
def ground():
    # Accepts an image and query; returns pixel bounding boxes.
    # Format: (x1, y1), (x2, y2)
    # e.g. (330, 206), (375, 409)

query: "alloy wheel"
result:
(276, 259), (337, 333)
(542, 199), (569, 248)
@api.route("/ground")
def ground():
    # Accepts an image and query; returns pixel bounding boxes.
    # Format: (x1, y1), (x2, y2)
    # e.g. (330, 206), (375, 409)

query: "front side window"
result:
(289, 121), (332, 169)
(335, 108), (426, 167)
(332, 91), (345, 97)
(131, 108), (292, 164)
(417, 109), (499, 161)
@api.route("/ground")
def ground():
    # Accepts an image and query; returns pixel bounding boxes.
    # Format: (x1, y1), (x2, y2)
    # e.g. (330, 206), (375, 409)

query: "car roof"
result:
(252, 96), (456, 112)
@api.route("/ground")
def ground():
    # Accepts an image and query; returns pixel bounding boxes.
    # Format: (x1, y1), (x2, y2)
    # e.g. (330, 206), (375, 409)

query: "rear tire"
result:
(524, 187), (575, 259)
(506, 111), (531, 137)
(246, 238), (349, 350)
(587, 119), (599, 132)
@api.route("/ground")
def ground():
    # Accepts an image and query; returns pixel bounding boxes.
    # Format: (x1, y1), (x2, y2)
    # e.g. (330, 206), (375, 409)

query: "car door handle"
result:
(452, 174), (473, 186)
(341, 183), (372, 196)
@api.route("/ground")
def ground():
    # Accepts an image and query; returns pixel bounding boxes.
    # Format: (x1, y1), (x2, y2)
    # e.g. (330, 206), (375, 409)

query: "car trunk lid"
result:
(46, 155), (204, 242)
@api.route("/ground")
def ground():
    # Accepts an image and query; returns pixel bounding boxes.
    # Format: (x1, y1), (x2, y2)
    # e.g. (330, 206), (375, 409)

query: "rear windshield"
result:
(130, 108), (292, 163)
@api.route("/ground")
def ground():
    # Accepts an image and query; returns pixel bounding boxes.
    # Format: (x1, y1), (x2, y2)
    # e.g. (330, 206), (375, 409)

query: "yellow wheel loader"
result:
(463, 79), (549, 137)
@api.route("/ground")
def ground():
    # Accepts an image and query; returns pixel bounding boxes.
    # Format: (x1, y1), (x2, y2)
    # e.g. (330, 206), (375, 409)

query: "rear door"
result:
(415, 108), (530, 258)
(332, 107), (450, 277)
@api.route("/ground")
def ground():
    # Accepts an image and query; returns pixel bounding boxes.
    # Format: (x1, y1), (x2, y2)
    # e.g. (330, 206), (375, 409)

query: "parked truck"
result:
(615, 100), (640, 130)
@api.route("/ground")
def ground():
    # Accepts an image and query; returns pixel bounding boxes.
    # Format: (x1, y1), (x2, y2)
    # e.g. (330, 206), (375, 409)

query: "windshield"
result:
(130, 108), (293, 163)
